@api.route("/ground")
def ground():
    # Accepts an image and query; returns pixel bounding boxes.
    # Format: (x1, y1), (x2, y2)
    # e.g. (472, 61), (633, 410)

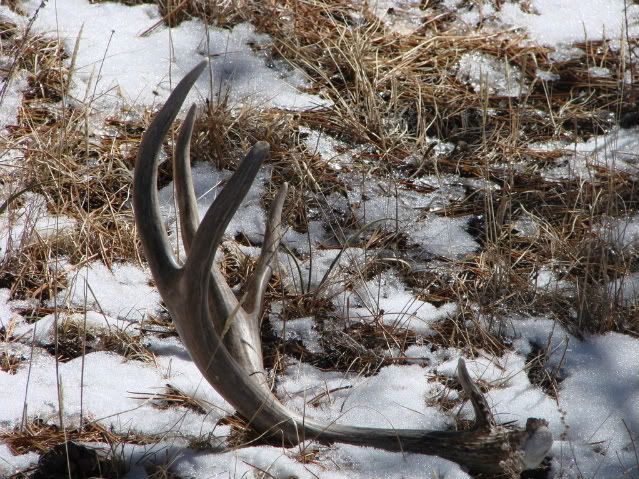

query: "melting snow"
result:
(543, 128), (639, 181)
(499, 0), (639, 46)
(50, 260), (161, 322)
(456, 52), (526, 97)
(8, 0), (328, 115)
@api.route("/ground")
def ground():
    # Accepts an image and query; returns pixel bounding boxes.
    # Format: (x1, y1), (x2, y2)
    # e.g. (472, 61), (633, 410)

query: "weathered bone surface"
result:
(133, 61), (553, 474)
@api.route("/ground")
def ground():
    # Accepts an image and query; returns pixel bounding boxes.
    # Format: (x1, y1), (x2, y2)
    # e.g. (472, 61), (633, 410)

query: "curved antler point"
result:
(253, 140), (270, 155)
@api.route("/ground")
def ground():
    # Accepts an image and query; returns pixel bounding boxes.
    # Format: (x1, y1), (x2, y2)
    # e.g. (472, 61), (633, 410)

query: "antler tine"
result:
(134, 61), (207, 291)
(172, 103), (268, 380)
(183, 142), (266, 282)
(172, 102), (286, 322)
(173, 104), (199, 251)
(457, 358), (496, 430)
(243, 182), (288, 320)
(172, 139), (284, 402)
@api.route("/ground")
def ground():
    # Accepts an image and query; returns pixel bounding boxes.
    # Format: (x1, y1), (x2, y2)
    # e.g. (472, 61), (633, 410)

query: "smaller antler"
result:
(133, 61), (553, 474)
(172, 102), (286, 383)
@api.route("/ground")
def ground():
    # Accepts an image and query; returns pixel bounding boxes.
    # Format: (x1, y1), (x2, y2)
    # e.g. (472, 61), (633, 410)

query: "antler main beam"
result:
(133, 61), (552, 474)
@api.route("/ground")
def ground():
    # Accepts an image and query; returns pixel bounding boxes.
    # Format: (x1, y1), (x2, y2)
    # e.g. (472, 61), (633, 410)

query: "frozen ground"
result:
(1, 0), (639, 478)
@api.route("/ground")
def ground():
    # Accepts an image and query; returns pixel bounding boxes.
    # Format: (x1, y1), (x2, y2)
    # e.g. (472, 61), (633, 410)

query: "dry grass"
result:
(46, 318), (155, 363)
(145, 460), (185, 479)
(0, 235), (70, 302)
(130, 384), (208, 414)
(1, 418), (158, 455)
(0, 21), (143, 304)
(194, 0), (639, 339)
(0, 420), (166, 478)
(0, 351), (24, 374)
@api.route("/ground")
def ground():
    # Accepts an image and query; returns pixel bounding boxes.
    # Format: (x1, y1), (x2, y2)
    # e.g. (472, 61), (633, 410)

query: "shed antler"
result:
(133, 62), (552, 474)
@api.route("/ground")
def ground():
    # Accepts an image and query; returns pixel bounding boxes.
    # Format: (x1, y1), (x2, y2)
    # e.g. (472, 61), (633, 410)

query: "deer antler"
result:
(133, 61), (552, 474)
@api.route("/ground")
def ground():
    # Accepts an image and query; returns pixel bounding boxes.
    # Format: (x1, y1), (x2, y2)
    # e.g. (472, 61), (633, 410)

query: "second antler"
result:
(133, 61), (552, 474)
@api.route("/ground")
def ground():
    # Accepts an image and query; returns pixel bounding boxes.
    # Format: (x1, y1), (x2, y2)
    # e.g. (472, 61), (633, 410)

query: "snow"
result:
(558, 333), (639, 452)
(9, 0), (327, 115)
(347, 181), (478, 259)
(599, 214), (639, 251)
(499, 0), (639, 47)
(533, 267), (574, 295)
(1, 0), (639, 478)
(337, 271), (457, 335)
(51, 260), (162, 322)
(0, 69), (28, 132)
(536, 69), (560, 82)
(1, 310), (232, 442)
(608, 271), (639, 304)
(270, 312), (323, 353)
(338, 363), (452, 429)
(542, 127), (639, 181)
(375, 0), (639, 48)
(300, 127), (355, 170)
(282, 218), (332, 255)
(0, 443), (39, 478)
(369, 0), (426, 35)
(588, 66), (612, 78)
(498, 315), (639, 476)
(281, 247), (367, 293)
(275, 359), (453, 442)
(456, 52), (526, 97)
(172, 441), (469, 479)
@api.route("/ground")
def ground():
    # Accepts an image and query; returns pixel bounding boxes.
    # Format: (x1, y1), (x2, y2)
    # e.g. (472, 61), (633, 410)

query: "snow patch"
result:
(456, 52), (526, 97)
(51, 260), (161, 321)
(499, 0), (639, 47)
(18, 0), (327, 113)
